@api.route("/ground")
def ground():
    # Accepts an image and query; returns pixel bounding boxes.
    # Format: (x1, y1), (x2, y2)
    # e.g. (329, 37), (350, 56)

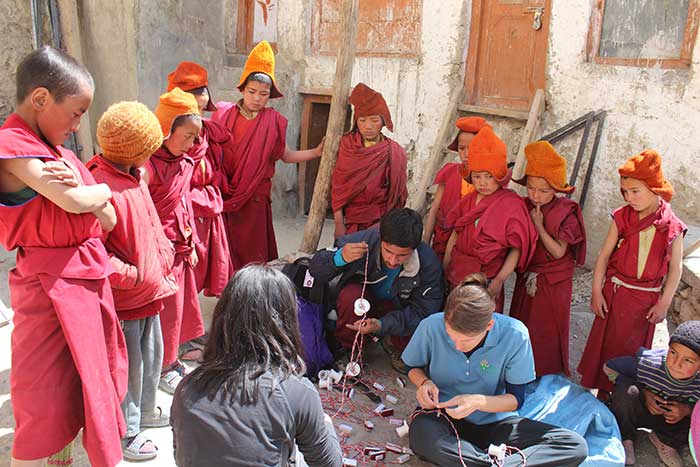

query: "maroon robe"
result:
(190, 119), (234, 297)
(211, 102), (287, 269)
(510, 196), (586, 376)
(578, 201), (686, 392)
(331, 131), (408, 233)
(431, 162), (473, 261)
(146, 147), (204, 367)
(0, 114), (127, 465)
(445, 188), (538, 311)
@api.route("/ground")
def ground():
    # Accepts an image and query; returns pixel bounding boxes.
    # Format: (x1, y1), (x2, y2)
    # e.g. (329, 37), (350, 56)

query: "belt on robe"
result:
(611, 276), (663, 293)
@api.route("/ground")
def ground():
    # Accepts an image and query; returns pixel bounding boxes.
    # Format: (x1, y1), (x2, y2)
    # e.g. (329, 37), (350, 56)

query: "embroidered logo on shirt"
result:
(480, 359), (490, 371)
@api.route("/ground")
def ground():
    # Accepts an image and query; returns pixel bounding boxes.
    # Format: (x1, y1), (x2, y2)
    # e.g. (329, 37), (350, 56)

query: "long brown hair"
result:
(444, 273), (495, 334)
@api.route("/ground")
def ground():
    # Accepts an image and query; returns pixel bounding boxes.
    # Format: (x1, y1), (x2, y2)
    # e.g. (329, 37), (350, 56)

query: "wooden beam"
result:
(457, 104), (529, 121)
(511, 89), (545, 188)
(408, 84), (465, 213)
(299, 0), (359, 253)
(56, 0), (94, 161)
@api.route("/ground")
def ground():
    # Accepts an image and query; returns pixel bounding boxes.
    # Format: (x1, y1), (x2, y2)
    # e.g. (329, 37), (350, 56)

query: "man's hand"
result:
(416, 380), (440, 409)
(646, 299), (670, 324)
(189, 248), (199, 267)
(44, 160), (81, 187)
(642, 389), (667, 416)
(530, 205), (544, 231)
(346, 318), (381, 335)
(438, 394), (487, 420)
(341, 242), (368, 263)
(660, 400), (692, 424)
(487, 277), (504, 300)
(590, 289), (608, 319)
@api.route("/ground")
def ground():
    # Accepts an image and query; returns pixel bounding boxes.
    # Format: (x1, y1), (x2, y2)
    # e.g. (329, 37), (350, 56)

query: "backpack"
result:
(282, 258), (334, 375)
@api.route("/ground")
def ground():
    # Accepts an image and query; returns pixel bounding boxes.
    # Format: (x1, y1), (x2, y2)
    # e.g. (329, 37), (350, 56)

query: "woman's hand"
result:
(438, 394), (487, 420)
(416, 380), (440, 409)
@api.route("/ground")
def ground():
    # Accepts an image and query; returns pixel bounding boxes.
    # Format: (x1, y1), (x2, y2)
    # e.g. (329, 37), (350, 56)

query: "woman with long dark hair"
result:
(171, 265), (342, 466)
(402, 273), (588, 466)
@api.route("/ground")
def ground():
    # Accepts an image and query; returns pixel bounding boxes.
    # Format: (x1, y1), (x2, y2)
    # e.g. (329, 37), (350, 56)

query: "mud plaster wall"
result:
(0, 2), (34, 123)
(544, 1), (700, 265)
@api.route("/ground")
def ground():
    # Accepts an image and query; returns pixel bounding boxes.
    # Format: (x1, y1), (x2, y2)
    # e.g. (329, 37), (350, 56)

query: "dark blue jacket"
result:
(309, 228), (444, 337)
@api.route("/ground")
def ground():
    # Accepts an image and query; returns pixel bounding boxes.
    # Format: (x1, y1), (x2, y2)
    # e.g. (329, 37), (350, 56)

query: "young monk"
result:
(423, 116), (487, 261)
(88, 102), (178, 461)
(578, 149), (686, 399)
(510, 141), (586, 377)
(211, 41), (323, 269)
(148, 88), (205, 393)
(0, 46), (127, 467)
(167, 61), (234, 297)
(443, 126), (537, 311)
(331, 82), (408, 238)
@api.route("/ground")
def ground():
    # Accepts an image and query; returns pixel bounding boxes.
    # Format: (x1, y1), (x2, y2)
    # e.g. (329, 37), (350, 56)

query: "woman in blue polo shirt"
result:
(402, 274), (588, 466)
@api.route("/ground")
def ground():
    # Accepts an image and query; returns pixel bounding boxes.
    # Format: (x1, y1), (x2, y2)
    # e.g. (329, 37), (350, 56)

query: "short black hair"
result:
(171, 113), (202, 132)
(379, 208), (423, 249)
(16, 46), (94, 104)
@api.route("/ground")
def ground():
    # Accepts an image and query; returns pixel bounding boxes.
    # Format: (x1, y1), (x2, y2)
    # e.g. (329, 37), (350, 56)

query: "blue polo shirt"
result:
(401, 312), (536, 425)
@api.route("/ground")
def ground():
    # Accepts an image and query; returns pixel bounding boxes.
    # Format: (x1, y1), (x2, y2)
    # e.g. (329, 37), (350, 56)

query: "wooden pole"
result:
(510, 88), (545, 193)
(408, 84), (465, 213)
(299, 0), (359, 253)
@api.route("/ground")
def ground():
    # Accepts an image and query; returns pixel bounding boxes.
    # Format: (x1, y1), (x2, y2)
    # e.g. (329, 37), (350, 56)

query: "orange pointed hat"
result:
(465, 126), (510, 184)
(513, 141), (575, 194)
(349, 82), (394, 132)
(236, 40), (283, 98)
(447, 116), (488, 151)
(167, 61), (218, 112)
(154, 87), (201, 138)
(618, 149), (674, 202)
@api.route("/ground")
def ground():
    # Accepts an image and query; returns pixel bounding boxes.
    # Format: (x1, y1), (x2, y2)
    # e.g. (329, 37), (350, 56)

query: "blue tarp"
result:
(519, 375), (625, 467)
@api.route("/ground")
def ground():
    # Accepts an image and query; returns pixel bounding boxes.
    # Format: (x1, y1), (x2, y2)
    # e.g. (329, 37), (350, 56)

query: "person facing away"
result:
(606, 320), (700, 467)
(423, 116), (487, 262)
(402, 273), (588, 467)
(171, 264), (343, 467)
(309, 208), (443, 373)
(578, 149), (686, 400)
(88, 101), (179, 462)
(0, 46), (127, 467)
(211, 40), (323, 270)
(509, 141), (587, 377)
(443, 126), (538, 311)
(330, 82), (408, 239)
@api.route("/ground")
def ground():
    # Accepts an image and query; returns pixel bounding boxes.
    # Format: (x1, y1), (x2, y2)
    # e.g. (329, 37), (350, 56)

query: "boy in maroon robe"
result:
(0, 46), (127, 467)
(148, 88), (205, 393)
(578, 149), (686, 399)
(510, 141), (586, 376)
(331, 82), (408, 238)
(167, 61), (234, 297)
(423, 116), (487, 261)
(443, 126), (537, 311)
(89, 101), (179, 461)
(211, 41), (323, 269)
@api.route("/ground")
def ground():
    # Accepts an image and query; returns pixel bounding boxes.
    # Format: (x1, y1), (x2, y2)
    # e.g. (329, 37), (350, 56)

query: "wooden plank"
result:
(299, 0), (359, 253)
(408, 84), (465, 213)
(511, 89), (546, 185)
(457, 104), (529, 121)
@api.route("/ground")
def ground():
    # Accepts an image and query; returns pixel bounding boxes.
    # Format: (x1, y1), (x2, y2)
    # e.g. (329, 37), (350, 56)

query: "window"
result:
(311, 0), (422, 57)
(587, 0), (700, 68)
(228, 0), (278, 53)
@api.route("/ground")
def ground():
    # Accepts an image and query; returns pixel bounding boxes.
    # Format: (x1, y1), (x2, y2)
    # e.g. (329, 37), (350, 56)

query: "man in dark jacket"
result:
(310, 208), (444, 370)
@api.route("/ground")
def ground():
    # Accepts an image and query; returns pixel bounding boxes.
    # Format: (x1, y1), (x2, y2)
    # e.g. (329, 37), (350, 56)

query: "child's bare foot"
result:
(648, 431), (683, 467)
(622, 439), (635, 465)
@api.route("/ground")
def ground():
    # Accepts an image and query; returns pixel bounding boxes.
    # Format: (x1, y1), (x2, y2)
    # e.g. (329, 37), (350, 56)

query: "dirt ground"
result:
(0, 216), (691, 466)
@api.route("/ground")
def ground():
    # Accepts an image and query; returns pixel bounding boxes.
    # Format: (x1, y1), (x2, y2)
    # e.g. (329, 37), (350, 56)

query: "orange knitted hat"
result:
(465, 126), (510, 183)
(167, 61), (217, 112)
(349, 82), (394, 132)
(448, 117), (489, 151)
(513, 141), (575, 194)
(236, 40), (283, 98)
(154, 87), (201, 138)
(97, 101), (163, 167)
(618, 149), (674, 202)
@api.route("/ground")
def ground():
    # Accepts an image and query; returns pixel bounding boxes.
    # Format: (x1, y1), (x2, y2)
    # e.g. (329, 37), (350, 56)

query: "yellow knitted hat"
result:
(97, 101), (163, 167)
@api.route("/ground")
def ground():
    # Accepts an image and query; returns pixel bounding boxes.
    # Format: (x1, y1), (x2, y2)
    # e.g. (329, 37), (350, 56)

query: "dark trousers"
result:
(334, 283), (411, 350)
(409, 412), (588, 467)
(610, 380), (690, 449)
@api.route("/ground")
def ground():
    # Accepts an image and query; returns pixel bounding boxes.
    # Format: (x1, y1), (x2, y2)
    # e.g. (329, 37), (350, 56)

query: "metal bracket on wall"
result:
(541, 110), (606, 209)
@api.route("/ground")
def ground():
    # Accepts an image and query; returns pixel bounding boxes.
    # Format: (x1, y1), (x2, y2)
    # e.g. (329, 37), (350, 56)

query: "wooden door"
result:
(465, 0), (551, 112)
